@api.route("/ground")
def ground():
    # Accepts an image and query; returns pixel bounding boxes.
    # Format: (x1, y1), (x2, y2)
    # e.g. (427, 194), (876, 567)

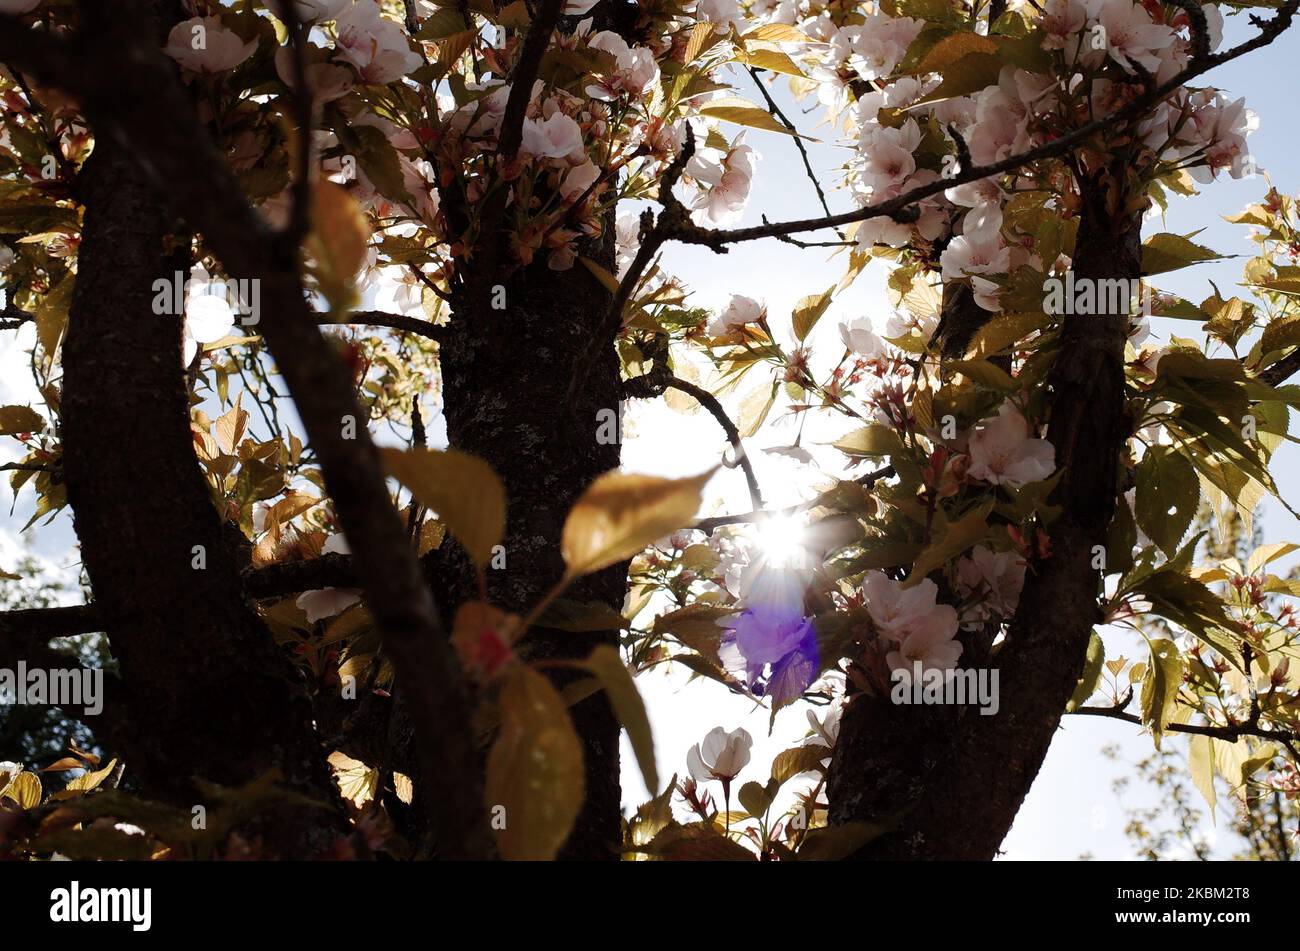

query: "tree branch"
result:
(495, 0), (565, 163)
(669, 1), (1296, 249)
(746, 66), (841, 234)
(1071, 703), (1299, 744)
(1258, 348), (1300, 388)
(693, 466), (893, 534)
(623, 370), (765, 511)
(320, 309), (447, 342)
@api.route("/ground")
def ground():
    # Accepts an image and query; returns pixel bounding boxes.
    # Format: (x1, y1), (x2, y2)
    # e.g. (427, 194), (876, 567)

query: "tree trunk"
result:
(827, 168), (1142, 859)
(60, 138), (344, 855)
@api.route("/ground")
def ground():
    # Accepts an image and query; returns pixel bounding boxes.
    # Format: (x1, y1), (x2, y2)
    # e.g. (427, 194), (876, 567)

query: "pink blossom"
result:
(586, 31), (660, 101)
(689, 140), (756, 225)
(955, 545), (1026, 621)
(560, 159), (601, 201)
(834, 14), (925, 82)
(334, 0), (422, 84)
(284, 0), (351, 21)
(1085, 0), (1177, 76)
(966, 401), (1057, 488)
(274, 46), (356, 103)
(862, 572), (951, 641)
(520, 111), (586, 164)
(164, 17), (258, 75)
(940, 204), (1009, 311)
(1039, 0), (1087, 48)
(861, 572), (961, 672)
(297, 587), (361, 623)
(697, 0), (746, 31)
(707, 294), (765, 336)
(886, 614), (963, 673)
(687, 726), (752, 783)
(839, 316), (885, 357)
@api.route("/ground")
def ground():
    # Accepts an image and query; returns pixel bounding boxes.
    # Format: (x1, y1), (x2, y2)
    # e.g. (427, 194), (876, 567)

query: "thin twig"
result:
(746, 66), (842, 237)
(623, 370), (765, 512)
(693, 465), (894, 534)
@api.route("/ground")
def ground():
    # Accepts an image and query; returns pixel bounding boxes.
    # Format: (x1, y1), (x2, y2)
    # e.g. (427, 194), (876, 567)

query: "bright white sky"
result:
(1, 15), (1296, 860)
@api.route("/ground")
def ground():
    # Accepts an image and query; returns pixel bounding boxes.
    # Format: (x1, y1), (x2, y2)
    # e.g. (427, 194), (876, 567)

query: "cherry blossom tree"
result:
(0, 0), (1296, 861)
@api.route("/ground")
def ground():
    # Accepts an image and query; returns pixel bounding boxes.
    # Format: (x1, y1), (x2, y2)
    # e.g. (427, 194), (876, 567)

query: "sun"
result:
(755, 513), (810, 570)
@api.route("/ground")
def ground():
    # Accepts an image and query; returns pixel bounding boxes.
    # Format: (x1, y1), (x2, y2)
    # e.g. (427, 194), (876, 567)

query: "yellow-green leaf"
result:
(578, 255), (620, 294)
(1065, 630), (1104, 712)
(0, 404), (44, 436)
(60, 757), (118, 797)
(698, 97), (806, 137)
(381, 447), (506, 569)
(485, 667), (584, 860)
(903, 503), (992, 587)
(793, 286), (833, 341)
(581, 645), (657, 793)
(1139, 639), (1183, 748)
(914, 32), (998, 74)
(948, 358), (1016, 391)
(561, 468), (715, 578)
(1141, 232), (1224, 276)
(1, 769), (41, 809)
(310, 181), (371, 309)
(1188, 733), (1216, 815)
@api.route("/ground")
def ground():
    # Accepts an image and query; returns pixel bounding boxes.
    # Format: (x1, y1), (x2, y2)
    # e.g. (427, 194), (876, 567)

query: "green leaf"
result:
(380, 447), (506, 569)
(1135, 447), (1199, 556)
(1141, 232), (1225, 275)
(832, 423), (904, 457)
(653, 603), (735, 656)
(485, 667), (584, 861)
(632, 822), (754, 860)
(1066, 630), (1105, 712)
(947, 358), (1016, 391)
(1188, 733), (1217, 815)
(0, 404), (44, 436)
(737, 780), (772, 817)
(537, 599), (629, 632)
(771, 744), (828, 784)
(561, 468), (715, 578)
(913, 32), (998, 73)
(580, 645), (658, 794)
(1139, 638), (1183, 748)
(914, 52), (1003, 105)
(793, 286), (833, 342)
(739, 47), (806, 76)
(346, 124), (415, 207)
(966, 311), (1046, 358)
(1134, 570), (1241, 667)
(1260, 317), (1300, 355)
(797, 820), (887, 860)
(578, 255), (620, 294)
(0, 202), (78, 234)
(903, 503), (992, 587)
(698, 97), (809, 137)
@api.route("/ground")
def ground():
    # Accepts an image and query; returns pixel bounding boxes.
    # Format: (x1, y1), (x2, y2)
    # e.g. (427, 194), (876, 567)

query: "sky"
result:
(1, 13), (1297, 860)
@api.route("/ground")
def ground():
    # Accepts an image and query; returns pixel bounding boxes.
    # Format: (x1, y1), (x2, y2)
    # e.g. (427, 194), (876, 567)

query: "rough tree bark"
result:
(827, 163), (1142, 859)
(60, 134), (344, 853)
